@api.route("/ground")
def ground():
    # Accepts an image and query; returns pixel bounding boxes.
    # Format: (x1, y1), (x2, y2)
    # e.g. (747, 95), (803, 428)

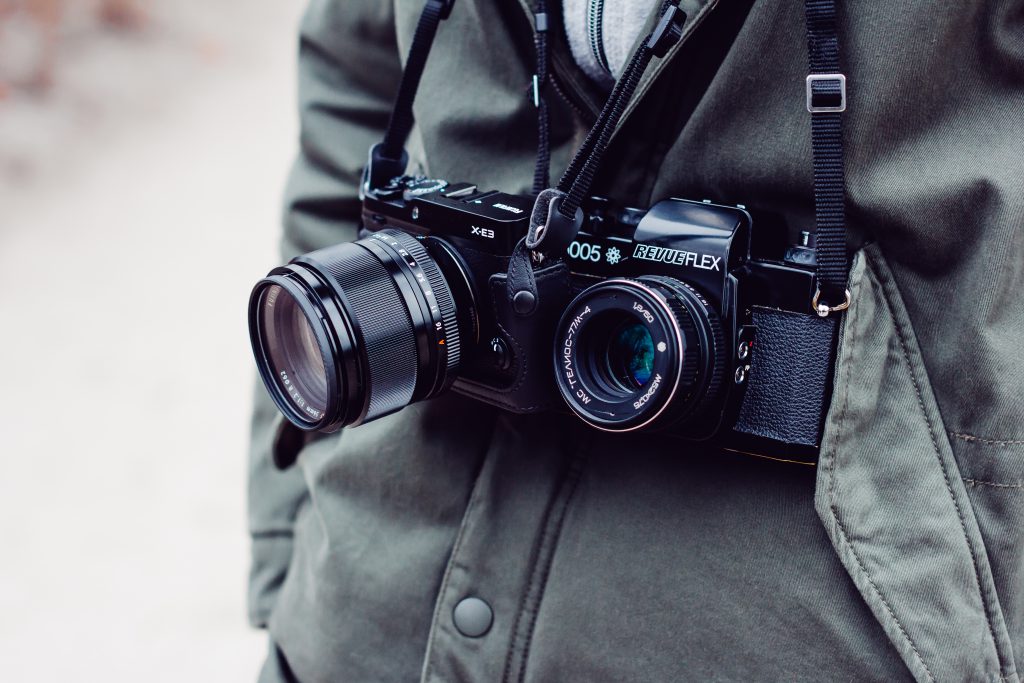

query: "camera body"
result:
(357, 175), (838, 461)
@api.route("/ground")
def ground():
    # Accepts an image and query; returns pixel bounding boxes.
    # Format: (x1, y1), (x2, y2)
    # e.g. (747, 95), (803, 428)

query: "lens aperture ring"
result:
(386, 232), (461, 377)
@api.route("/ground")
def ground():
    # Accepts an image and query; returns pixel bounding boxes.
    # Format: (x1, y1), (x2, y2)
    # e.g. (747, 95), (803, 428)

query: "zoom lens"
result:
(554, 276), (725, 433)
(249, 229), (476, 431)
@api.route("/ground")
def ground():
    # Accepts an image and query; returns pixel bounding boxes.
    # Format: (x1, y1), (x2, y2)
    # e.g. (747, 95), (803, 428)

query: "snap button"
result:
(452, 597), (493, 637)
(512, 290), (537, 316)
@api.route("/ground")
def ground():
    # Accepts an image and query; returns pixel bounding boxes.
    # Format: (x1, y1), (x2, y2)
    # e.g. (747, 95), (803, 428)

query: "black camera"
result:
(248, 173), (838, 462)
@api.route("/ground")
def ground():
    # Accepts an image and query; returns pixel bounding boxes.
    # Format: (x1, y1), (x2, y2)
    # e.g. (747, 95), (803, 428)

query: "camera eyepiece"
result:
(553, 277), (725, 433)
(248, 229), (475, 432)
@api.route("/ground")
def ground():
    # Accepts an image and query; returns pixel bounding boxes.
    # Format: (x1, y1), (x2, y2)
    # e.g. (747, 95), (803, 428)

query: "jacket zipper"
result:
(587, 0), (611, 76)
(549, 71), (590, 122)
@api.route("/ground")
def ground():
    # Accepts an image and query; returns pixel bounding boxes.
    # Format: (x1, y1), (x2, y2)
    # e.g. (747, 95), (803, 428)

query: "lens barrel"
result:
(248, 230), (474, 431)
(553, 276), (725, 433)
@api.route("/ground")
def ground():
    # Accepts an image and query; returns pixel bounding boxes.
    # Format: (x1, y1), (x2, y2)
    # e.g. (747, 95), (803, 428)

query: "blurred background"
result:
(0, 1), (305, 679)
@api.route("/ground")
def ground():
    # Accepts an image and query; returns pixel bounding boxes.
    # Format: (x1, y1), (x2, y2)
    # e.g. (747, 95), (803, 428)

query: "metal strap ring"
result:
(812, 288), (852, 317)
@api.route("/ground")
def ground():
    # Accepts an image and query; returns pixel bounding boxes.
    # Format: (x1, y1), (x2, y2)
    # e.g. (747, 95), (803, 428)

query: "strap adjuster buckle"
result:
(806, 73), (847, 113)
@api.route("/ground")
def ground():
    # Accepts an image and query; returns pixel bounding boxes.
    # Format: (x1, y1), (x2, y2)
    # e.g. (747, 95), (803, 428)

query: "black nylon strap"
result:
(379, 0), (454, 163)
(805, 0), (850, 312)
(556, 41), (653, 218)
(555, 2), (683, 220)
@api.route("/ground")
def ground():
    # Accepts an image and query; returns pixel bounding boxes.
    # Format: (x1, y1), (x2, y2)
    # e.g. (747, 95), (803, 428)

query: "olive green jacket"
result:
(248, 1), (1024, 680)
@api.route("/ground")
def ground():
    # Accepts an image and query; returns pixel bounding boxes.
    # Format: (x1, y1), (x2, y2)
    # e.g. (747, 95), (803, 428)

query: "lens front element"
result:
(257, 284), (330, 421)
(554, 277), (724, 433)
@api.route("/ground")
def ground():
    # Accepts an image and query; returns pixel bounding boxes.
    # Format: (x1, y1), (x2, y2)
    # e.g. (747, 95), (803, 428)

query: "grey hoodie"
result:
(563, 0), (661, 86)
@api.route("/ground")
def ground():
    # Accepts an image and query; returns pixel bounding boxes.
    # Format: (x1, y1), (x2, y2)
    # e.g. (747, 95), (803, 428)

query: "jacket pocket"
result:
(816, 245), (1018, 683)
(950, 430), (1024, 680)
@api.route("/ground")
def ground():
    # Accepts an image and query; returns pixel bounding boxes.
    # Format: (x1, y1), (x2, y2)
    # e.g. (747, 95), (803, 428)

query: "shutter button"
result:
(453, 597), (493, 637)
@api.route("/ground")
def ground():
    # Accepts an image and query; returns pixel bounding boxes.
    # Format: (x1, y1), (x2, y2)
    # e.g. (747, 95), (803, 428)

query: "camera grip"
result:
(734, 307), (838, 447)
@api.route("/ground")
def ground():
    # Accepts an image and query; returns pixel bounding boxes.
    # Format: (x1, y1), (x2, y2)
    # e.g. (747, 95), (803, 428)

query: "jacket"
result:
(248, 1), (1024, 680)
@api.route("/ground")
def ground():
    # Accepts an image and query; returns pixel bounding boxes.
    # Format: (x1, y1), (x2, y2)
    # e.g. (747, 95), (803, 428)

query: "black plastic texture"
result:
(315, 244), (418, 422)
(733, 306), (837, 446)
(365, 143), (409, 192)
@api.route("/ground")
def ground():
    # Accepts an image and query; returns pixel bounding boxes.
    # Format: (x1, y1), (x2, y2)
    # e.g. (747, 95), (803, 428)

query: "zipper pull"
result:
(647, 5), (687, 58)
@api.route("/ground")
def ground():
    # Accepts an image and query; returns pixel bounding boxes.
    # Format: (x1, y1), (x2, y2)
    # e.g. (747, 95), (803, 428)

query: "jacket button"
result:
(453, 597), (493, 637)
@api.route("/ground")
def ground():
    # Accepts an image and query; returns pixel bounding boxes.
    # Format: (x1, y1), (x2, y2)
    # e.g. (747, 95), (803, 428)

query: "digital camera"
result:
(248, 175), (839, 462)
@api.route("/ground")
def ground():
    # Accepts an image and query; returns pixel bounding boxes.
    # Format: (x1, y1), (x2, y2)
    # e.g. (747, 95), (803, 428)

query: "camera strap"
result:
(364, 0), (455, 191)
(507, 2), (686, 316)
(804, 0), (851, 316)
(508, 2), (686, 316)
(532, 0), (552, 194)
(366, 0), (849, 318)
(526, 1), (685, 262)
(528, 0), (852, 317)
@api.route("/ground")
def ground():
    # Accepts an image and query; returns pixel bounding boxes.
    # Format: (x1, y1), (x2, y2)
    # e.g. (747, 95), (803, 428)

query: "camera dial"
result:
(553, 276), (725, 433)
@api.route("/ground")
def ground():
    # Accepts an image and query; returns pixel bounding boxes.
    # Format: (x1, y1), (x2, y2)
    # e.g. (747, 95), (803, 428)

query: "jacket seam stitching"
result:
(869, 249), (1009, 679)
(421, 434), (495, 683)
(964, 478), (1024, 490)
(514, 451), (587, 683)
(827, 255), (936, 683)
(501, 445), (588, 683)
(501, 459), (572, 683)
(950, 432), (1024, 447)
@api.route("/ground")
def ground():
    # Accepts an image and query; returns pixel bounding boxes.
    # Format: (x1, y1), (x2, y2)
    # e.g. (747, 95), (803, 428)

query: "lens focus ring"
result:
(645, 275), (725, 423)
(319, 244), (419, 422)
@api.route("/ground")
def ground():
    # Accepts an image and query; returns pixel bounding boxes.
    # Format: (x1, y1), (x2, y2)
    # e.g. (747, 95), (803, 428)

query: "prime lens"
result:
(248, 229), (475, 431)
(553, 276), (725, 433)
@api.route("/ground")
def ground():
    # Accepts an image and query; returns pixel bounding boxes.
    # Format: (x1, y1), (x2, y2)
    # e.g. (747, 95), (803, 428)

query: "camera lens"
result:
(554, 276), (725, 433)
(249, 229), (475, 431)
